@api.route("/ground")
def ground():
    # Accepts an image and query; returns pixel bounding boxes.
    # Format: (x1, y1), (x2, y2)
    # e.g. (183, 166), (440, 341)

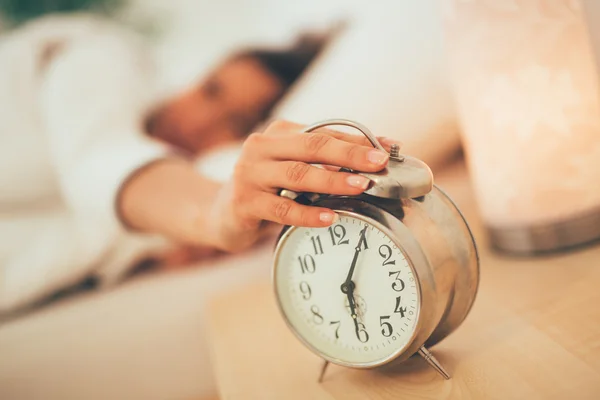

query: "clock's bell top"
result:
(302, 119), (434, 200)
(360, 145), (433, 200)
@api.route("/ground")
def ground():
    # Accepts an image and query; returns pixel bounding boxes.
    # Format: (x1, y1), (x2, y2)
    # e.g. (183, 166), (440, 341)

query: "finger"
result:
(325, 132), (402, 153)
(255, 161), (371, 195)
(251, 193), (337, 227)
(321, 165), (340, 172)
(377, 136), (403, 150)
(257, 132), (390, 172)
(261, 120), (402, 152)
(316, 130), (402, 152)
(263, 120), (354, 141)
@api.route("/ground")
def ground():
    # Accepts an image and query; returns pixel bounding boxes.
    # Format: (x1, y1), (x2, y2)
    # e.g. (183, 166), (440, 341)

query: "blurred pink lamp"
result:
(443, 0), (600, 254)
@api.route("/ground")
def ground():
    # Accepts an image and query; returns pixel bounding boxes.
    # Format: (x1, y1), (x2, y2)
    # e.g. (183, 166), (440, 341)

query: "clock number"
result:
(394, 296), (407, 318)
(310, 305), (324, 325)
(379, 315), (394, 337)
(356, 322), (369, 343)
(328, 224), (349, 246)
(388, 271), (406, 292)
(378, 244), (396, 266)
(298, 255), (316, 274)
(299, 281), (312, 300)
(329, 320), (341, 339)
(310, 235), (323, 255)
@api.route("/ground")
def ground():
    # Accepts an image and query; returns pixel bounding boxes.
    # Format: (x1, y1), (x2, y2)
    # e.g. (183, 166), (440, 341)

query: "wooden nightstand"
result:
(205, 161), (600, 399)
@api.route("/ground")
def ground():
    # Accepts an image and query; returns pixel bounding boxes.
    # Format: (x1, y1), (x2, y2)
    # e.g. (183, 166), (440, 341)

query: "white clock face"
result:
(274, 213), (420, 366)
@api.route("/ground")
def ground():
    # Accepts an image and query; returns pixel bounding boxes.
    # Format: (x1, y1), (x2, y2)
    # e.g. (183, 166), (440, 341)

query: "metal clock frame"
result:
(272, 119), (480, 381)
(273, 192), (479, 380)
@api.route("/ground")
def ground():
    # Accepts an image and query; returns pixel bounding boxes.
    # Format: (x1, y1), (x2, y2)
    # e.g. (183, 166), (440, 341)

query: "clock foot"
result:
(418, 346), (451, 380)
(318, 360), (330, 383)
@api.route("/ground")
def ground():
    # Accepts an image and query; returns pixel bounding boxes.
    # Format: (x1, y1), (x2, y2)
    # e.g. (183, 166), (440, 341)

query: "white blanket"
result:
(0, 15), (171, 313)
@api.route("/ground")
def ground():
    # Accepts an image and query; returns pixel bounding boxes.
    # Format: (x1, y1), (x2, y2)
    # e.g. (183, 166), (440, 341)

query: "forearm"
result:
(118, 158), (225, 247)
(117, 120), (398, 255)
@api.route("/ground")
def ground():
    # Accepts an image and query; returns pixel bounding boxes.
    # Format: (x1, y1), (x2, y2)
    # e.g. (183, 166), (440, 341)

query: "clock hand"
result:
(345, 282), (360, 333)
(340, 226), (367, 339)
(341, 226), (368, 294)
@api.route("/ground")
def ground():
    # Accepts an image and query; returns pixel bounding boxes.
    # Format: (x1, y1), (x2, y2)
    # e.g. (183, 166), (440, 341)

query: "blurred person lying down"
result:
(0, 14), (400, 314)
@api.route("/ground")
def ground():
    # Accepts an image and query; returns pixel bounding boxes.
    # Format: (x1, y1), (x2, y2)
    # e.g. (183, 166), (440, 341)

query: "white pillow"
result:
(273, 1), (460, 167)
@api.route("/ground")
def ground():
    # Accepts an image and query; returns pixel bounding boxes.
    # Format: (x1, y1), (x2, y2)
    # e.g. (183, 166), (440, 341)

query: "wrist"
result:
(204, 183), (245, 251)
(205, 183), (268, 252)
(117, 157), (224, 245)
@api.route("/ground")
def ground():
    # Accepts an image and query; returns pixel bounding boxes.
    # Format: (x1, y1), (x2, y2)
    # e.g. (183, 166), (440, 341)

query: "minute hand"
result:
(343, 226), (368, 286)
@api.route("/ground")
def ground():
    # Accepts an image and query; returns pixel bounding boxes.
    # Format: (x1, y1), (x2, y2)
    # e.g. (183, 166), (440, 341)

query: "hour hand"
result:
(344, 284), (360, 331)
(347, 288), (360, 340)
(347, 291), (357, 319)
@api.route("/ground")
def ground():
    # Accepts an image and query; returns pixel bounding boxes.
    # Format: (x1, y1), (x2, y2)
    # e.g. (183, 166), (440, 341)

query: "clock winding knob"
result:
(390, 143), (399, 158)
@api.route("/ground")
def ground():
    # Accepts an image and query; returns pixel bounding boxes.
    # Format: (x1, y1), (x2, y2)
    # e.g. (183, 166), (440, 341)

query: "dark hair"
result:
(237, 32), (335, 89)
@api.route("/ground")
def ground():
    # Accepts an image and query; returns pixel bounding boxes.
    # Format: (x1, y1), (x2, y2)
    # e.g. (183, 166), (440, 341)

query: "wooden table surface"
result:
(205, 161), (600, 400)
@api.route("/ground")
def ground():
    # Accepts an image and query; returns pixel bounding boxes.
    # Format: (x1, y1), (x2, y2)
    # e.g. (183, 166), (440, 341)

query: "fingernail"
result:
(379, 137), (403, 147)
(368, 150), (389, 165)
(319, 212), (338, 224)
(346, 175), (370, 189)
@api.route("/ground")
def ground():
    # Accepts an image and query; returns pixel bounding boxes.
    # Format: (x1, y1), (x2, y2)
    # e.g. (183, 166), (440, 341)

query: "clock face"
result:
(274, 212), (420, 367)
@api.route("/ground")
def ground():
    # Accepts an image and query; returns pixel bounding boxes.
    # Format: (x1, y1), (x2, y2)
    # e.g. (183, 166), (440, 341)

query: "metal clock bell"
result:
(273, 120), (479, 380)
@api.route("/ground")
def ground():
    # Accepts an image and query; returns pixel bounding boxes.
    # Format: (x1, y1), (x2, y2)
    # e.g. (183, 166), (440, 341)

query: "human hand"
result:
(209, 120), (401, 252)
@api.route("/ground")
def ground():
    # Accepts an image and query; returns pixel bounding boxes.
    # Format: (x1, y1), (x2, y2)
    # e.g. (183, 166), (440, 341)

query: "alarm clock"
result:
(273, 119), (479, 380)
